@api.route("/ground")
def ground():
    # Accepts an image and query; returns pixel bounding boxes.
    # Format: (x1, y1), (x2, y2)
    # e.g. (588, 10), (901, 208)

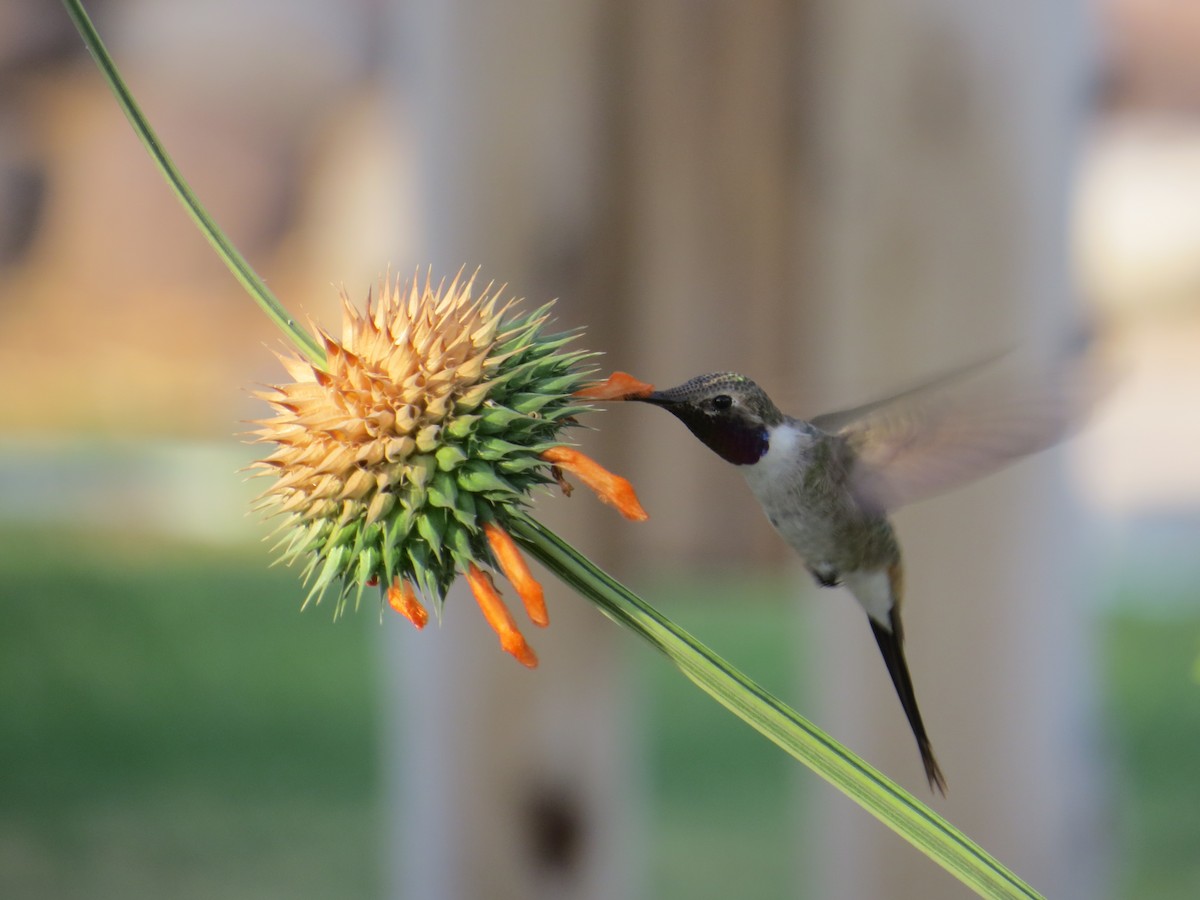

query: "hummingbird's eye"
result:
(711, 394), (733, 411)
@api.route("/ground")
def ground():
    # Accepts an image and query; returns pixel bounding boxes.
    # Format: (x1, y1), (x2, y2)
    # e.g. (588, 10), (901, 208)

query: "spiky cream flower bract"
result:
(251, 272), (649, 666)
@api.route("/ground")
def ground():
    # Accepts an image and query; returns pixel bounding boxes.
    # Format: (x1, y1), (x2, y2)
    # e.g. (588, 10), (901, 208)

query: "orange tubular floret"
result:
(540, 446), (649, 522)
(574, 371), (654, 401)
(483, 522), (549, 627)
(387, 579), (429, 629)
(465, 563), (539, 668)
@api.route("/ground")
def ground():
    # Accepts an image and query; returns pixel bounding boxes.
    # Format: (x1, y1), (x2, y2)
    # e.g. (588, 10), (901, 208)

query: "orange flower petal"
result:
(575, 371), (655, 401)
(387, 579), (429, 630)
(465, 564), (539, 668)
(484, 522), (548, 627)
(541, 446), (649, 522)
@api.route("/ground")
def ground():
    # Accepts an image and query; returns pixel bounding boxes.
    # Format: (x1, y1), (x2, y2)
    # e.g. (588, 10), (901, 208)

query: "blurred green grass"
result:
(636, 572), (802, 900)
(0, 528), (380, 899)
(1104, 607), (1200, 900)
(1, 527), (1197, 898)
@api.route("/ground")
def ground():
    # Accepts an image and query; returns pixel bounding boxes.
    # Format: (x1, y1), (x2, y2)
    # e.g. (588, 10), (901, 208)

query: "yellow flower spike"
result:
(387, 579), (429, 630)
(540, 446), (650, 522)
(250, 272), (652, 649)
(465, 563), (539, 668)
(484, 521), (549, 627)
(248, 271), (599, 617)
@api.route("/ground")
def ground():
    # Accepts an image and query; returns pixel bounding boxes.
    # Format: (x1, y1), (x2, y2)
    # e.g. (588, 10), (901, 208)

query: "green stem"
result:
(60, 0), (326, 366)
(511, 514), (1043, 900)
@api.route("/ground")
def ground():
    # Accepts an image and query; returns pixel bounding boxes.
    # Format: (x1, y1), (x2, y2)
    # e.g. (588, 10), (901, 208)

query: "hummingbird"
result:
(628, 360), (1091, 793)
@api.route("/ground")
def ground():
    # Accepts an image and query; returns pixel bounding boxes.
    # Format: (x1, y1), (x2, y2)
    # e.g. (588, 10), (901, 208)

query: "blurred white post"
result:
(805, 1), (1105, 898)
(379, 3), (636, 900)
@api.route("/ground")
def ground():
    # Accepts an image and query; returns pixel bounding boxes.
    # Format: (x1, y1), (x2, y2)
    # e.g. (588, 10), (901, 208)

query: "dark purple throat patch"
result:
(675, 413), (768, 466)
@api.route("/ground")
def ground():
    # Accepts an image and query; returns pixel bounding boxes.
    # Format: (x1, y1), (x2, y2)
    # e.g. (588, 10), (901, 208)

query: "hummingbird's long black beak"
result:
(632, 386), (703, 437)
(633, 387), (686, 408)
(635, 391), (674, 407)
(630, 388), (693, 431)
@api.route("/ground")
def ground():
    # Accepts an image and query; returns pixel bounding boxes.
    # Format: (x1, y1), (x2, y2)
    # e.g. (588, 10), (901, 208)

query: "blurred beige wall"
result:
(8, 1), (1200, 899)
(0, 0), (379, 437)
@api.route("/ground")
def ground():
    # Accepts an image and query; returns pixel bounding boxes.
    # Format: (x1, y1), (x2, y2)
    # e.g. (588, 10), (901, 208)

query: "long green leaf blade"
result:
(511, 514), (1043, 900)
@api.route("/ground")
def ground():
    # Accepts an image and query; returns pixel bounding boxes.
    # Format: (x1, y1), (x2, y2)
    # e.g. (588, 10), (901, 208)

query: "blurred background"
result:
(2, 0), (1198, 898)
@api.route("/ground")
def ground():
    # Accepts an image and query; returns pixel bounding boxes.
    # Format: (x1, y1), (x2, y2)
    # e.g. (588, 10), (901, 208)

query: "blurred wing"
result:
(807, 352), (1007, 435)
(812, 345), (1107, 512)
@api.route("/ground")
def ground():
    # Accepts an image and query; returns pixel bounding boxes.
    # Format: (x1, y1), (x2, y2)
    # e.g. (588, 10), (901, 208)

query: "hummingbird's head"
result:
(634, 373), (784, 465)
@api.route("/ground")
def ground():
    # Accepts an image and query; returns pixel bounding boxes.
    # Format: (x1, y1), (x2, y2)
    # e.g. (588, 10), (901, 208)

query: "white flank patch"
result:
(842, 570), (894, 626)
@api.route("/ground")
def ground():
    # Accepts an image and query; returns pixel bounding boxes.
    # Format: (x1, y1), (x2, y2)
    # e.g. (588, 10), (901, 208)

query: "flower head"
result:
(251, 271), (647, 666)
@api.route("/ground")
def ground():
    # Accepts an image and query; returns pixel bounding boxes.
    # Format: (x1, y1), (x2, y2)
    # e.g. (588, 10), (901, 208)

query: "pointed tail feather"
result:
(868, 612), (947, 794)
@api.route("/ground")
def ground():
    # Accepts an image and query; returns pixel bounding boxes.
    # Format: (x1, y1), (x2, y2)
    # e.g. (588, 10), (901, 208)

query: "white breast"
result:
(741, 422), (804, 502)
(739, 422), (833, 564)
